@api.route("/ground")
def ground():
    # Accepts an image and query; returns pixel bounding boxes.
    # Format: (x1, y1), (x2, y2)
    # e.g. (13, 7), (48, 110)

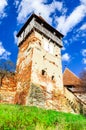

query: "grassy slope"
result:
(0, 104), (86, 130)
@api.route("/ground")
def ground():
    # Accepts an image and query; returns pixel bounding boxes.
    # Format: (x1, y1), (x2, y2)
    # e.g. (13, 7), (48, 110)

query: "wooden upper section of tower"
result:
(17, 13), (63, 47)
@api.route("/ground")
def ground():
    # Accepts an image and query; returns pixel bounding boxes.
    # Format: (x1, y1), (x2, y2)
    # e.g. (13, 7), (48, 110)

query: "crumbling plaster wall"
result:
(0, 74), (16, 104)
(16, 30), (63, 109)
(31, 31), (63, 90)
(15, 32), (35, 105)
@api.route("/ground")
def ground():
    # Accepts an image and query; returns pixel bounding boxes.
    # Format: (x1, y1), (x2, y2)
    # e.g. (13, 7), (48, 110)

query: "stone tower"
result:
(16, 14), (64, 109)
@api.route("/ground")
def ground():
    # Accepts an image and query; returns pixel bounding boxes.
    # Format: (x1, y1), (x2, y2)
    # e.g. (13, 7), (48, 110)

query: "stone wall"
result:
(0, 28), (85, 115)
(0, 73), (16, 104)
(16, 30), (64, 110)
(15, 32), (35, 105)
(64, 87), (86, 115)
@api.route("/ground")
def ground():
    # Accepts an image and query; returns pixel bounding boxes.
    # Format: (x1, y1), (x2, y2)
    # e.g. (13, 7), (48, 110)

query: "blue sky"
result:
(0, 0), (86, 76)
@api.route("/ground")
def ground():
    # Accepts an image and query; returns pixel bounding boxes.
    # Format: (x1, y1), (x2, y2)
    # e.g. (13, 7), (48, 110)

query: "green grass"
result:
(0, 104), (86, 130)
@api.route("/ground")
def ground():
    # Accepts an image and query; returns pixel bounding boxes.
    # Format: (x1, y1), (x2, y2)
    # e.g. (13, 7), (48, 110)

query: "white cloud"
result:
(16, 0), (86, 37)
(63, 40), (69, 45)
(0, 42), (11, 60)
(81, 49), (86, 56)
(81, 33), (86, 37)
(56, 4), (86, 35)
(81, 49), (86, 65)
(52, 0), (63, 11)
(62, 46), (66, 51)
(80, 0), (86, 5)
(17, 0), (63, 24)
(80, 23), (86, 30)
(0, 0), (8, 18)
(82, 41), (85, 44)
(82, 58), (86, 64)
(13, 31), (17, 44)
(62, 53), (70, 62)
(14, 0), (20, 8)
(84, 67), (86, 70)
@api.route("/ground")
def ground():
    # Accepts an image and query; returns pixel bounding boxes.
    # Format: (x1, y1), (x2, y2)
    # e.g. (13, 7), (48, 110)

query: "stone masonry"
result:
(0, 14), (86, 114)
(15, 14), (64, 110)
(0, 73), (16, 104)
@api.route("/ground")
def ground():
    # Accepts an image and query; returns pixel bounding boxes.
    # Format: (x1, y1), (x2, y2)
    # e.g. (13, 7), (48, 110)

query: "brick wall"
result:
(0, 73), (16, 104)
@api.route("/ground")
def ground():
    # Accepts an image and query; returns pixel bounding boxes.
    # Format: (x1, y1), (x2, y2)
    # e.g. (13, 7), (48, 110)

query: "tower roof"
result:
(17, 13), (63, 38)
(17, 13), (63, 47)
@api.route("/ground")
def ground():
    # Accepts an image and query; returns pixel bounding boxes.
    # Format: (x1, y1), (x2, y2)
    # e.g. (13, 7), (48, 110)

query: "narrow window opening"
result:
(42, 70), (46, 75)
(27, 47), (31, 52)
(39, 42), (41, 46)
(43, 55), (45, 58)
(52, 75), (54, 80)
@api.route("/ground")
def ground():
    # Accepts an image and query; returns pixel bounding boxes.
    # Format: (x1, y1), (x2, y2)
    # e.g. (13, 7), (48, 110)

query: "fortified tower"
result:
(16, 14), (64, 109)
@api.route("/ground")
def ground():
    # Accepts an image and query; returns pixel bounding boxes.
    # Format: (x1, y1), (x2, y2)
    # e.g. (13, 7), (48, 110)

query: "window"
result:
(42, 70), (46, 75)
(44, 42), (49, 52)
(44, 42), (53, 54)
(49, 44), (53, 54)
(52, 75), (54, 80)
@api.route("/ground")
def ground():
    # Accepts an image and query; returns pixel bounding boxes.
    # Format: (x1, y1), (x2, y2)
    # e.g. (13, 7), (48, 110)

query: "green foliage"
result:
(0, 104), (86, 130)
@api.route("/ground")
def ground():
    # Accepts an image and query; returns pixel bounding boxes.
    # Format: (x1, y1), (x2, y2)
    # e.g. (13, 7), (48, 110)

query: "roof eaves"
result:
(17, 13), (64, 38)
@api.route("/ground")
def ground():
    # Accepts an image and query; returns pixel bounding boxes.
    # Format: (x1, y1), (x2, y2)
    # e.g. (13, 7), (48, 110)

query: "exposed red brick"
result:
(0, 74), (16, 104)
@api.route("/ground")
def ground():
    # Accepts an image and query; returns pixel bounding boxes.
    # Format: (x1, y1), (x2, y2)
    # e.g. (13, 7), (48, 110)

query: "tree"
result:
(0, 60), (16, 86)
